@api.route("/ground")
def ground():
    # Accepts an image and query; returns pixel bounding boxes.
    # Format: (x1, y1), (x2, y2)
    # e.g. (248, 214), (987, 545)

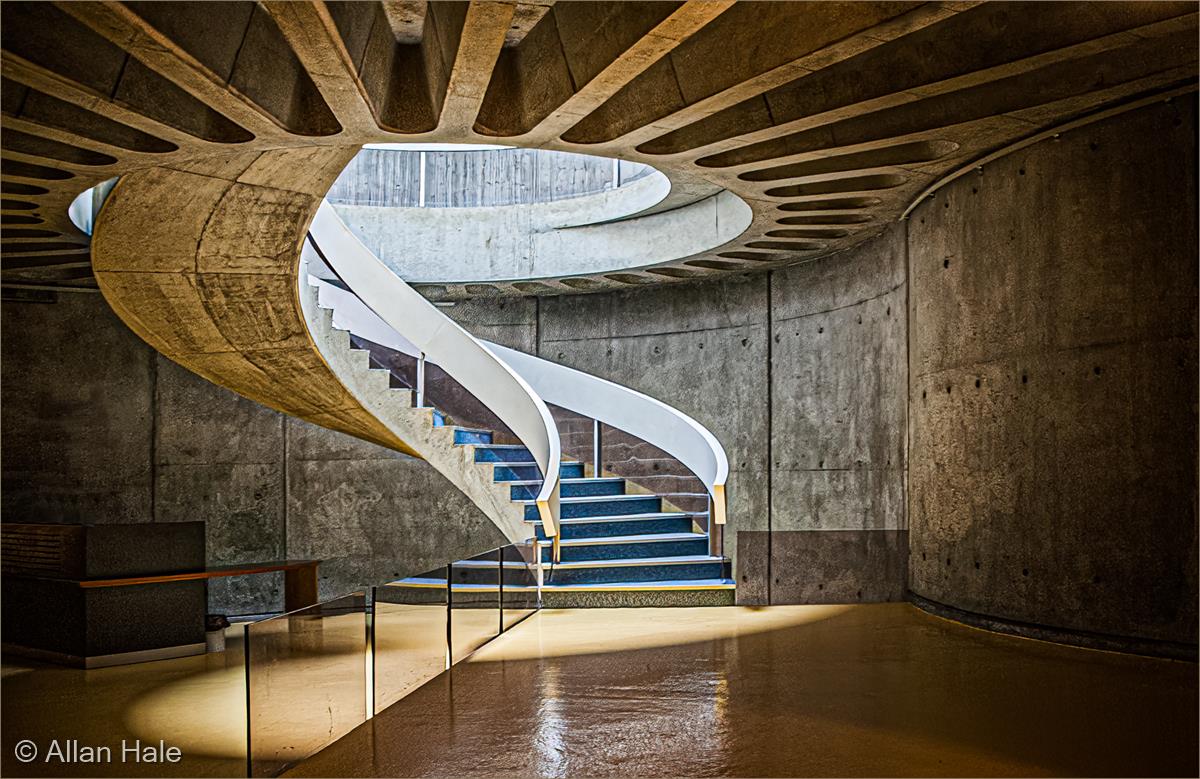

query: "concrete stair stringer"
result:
(299, 278), (531, 544)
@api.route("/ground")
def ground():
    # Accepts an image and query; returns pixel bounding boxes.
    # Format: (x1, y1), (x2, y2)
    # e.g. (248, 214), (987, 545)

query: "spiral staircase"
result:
(300, 220), (734, 605)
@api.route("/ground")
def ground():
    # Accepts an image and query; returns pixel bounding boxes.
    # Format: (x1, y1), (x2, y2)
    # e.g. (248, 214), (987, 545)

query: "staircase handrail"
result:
(307, 257), (729, 527)
(307, 201), (562, 539)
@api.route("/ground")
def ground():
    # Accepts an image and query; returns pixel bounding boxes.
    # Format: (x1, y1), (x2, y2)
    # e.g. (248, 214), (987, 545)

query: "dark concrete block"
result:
(735, 530), (769, 605)
(770, 529), (908, 603)
(84, 521), (205, 578)
(1, 577), (86, 656)
(84, 582), (206, 656)
(2, 522), (206, 660)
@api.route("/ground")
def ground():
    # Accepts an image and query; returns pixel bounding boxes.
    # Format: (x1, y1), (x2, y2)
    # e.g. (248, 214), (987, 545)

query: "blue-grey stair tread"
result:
(540, 578), (735, 591)
(505, 477), (623, 486)
(451, 560), (534, 569)
(536, 532), (707, 546)
(527, 511), (705, 525)
(492, 461), (582, 467)
(523, 494), (660, 520)
(450, 426), (492, 434)
(387, 578), (736, 591)
(546, 555), (727, 569)
(518, 494), (655, 506)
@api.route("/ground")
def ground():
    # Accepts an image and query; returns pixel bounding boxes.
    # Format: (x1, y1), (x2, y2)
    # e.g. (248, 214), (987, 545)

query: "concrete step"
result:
(449, 555), (729, 586)
(507, 477), (624, 500)
(450, 427), (493, 445)
(493, 462), (585, 481)
(521, 493), (660, 520)
(474, 444), (534, 463)
(387, 577), (736, 608)
(535, 531), (709, 562)
(528, 512), (701, 540)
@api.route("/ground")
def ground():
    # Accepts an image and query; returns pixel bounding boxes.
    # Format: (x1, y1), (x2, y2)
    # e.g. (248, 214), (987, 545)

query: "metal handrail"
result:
(307, 201), (562, 540)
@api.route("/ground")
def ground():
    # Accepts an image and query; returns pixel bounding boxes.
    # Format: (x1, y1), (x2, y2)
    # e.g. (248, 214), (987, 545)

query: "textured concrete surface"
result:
(907, 97), (1198, 647)
(0, 294), (154, 523)
(770, 225), (907, 533)
(767, 529), (908, 603)
(154, 356), (287, 613)
(540, 275), (772, 599)
(0, 295), (503, 616)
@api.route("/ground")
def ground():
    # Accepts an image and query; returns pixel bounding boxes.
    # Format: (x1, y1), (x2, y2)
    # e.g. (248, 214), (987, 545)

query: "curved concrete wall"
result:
(440, 226), (912, 607)
(907, 96), (1198, 649)
(327, 147), (651, 208)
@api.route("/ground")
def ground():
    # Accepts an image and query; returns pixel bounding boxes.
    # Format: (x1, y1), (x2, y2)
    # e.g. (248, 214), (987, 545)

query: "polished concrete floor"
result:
(290, 604), (1198, 778)
(1, 606), (509, 778)
(3, 604), (1196, 778)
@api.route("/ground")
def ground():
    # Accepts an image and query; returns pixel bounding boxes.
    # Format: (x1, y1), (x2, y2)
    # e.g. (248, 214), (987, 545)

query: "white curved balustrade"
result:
(484, 343), (729, 526)
(307, 201), (730, 527)
(308, 202), (562, 538)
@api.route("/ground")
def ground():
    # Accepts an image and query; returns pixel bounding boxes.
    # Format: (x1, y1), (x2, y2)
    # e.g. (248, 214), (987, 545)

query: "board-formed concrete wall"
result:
(0, 294), (504, 615)
(466, 229), (912, 606)
(0, 221), (919, 612)
(3, 97), (1194, 639)
(906, 96), (1198, 650)
(764, 225), (909, 604)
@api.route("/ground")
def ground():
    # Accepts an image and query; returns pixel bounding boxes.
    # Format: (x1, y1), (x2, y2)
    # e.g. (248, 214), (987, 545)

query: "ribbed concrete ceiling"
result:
(1, 1), (1197, 299)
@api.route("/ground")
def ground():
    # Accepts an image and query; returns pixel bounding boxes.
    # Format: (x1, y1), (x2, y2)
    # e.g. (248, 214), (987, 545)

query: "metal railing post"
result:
(536, 552), (544, 608)
(592, 418), (602, 477)
(418, 151), (426, 207)
(709, 495), (724, 558)
(416, 352), (426, 407)
(444, 562), (453, 669)
(365, 589), (375, 719)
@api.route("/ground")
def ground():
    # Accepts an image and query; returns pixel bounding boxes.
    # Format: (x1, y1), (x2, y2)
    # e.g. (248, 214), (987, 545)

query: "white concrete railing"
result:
(484, 343), (729, 526)
(306, 209), (730, 526)
(307, 201), (562, 539)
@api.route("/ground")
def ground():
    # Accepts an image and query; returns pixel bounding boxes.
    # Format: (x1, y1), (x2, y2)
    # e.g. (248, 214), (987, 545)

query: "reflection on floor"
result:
(1, 605), (515, 779)
(290, 604), (1198, 778)
(2, 628), (247, 778)
(2, 604), (1196, 778)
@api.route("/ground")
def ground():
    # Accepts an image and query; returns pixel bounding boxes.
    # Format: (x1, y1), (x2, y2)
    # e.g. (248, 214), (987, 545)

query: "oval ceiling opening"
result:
(325, 144), (751, 285)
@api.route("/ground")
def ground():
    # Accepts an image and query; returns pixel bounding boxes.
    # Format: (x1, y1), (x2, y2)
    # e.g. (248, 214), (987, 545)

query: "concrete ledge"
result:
(908, 592), (1198, 662)
(2, 641), (206, 669)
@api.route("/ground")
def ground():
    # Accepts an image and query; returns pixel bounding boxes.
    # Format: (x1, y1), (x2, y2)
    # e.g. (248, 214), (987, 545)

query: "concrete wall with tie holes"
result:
(460, 96), (1197, 653)
(2, 97), (1195, 652)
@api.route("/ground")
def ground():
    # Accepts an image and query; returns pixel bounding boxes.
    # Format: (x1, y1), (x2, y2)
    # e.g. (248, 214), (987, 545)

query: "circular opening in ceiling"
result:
(325, 144), (751, 285)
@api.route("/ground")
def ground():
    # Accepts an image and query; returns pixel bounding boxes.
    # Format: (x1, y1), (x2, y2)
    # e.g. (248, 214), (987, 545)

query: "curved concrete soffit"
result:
(332, 170), (752, 285)
(5, 2), (1196, 300)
